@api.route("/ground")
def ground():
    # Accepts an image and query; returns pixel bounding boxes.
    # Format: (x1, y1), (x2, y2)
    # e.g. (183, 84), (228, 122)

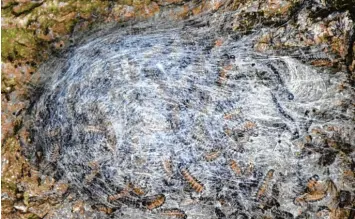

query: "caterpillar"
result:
(204, 150), (221, 162)
(294, 179), (337, 205)
(180, 168), (204, 193)
(107, 189), (130, 202)
(92, 204), (114, 214)
(294, 191), (326, 204)
(128, 182), (145, 196)
(159, 208), (187, 219)
(142, 194), (166, 210)
(256, 169), (275, 200)
(119, 196), (142, 208)
(84, 161), (99, 184)
(229, 160), (242, 176)
(306, 174), (320, 192)
(162, 159), (173, 178)
(217, 65), (232, 86)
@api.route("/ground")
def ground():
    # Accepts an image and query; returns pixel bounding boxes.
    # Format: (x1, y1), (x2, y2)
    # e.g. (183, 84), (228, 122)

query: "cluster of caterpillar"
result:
(294, 175), (337, 204)
(108, 181), (145, 202)
(108, 182), (164, 210)
(105, 186), (189, 218)
(106, 191), (189, 219)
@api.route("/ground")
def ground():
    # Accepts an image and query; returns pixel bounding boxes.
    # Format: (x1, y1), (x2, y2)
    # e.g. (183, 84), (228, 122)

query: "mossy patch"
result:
(1, 28), (38, 61)
(1, 180), (17, 192)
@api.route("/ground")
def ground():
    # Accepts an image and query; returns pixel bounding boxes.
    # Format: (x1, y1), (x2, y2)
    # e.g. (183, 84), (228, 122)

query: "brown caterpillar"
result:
(306, 174), (320, 192)
(204, 150), (221, 162)
(108, 181), (145, 202)
(84, 161), (99, 184)
(180, 168), (204, 193)
(162, 159), (173, 177)
(244, 121), (256, 130)
(92, 204), (114, 214)
(119, 196), (142, 208)
(229, 160), (242, 176)
(256, 169), (275, 200)
(128, 182), (145, 196)
(224, 108), (241, 120)
(217, 64), (232, 86)
(84, 125), (106, 132)
(159, 208), (187, 219)
(107, 189), (130, 202)
(294, 191), (326, 204)
(142, 194), (166, 210)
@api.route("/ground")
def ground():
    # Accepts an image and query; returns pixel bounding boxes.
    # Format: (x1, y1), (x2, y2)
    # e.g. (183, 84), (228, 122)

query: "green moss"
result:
(1, 28), (37, 61)
(77, 0), (109, 14)
(1, 180), (17, 192)
(1, 0), (17, 8)
(1, 6), (16, 17)
(26, 214), (41, 219)
(3, 77), (16, 87)
(119, 0), (134, 5)
(1, 75), (16, 93)
(65, 19), (78, 34)
(39, 18), (57, 30)
(47, 2), (61, 15)
(23, 191), (30, 206)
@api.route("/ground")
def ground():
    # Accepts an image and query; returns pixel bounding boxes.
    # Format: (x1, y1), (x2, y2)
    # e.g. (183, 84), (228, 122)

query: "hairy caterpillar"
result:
(159, 208), (187, 219)
(180, 168), (204, 193)
(256, 169), (275, 200)
(229, 160), (242, 176)
(142, 194), (166, 210)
